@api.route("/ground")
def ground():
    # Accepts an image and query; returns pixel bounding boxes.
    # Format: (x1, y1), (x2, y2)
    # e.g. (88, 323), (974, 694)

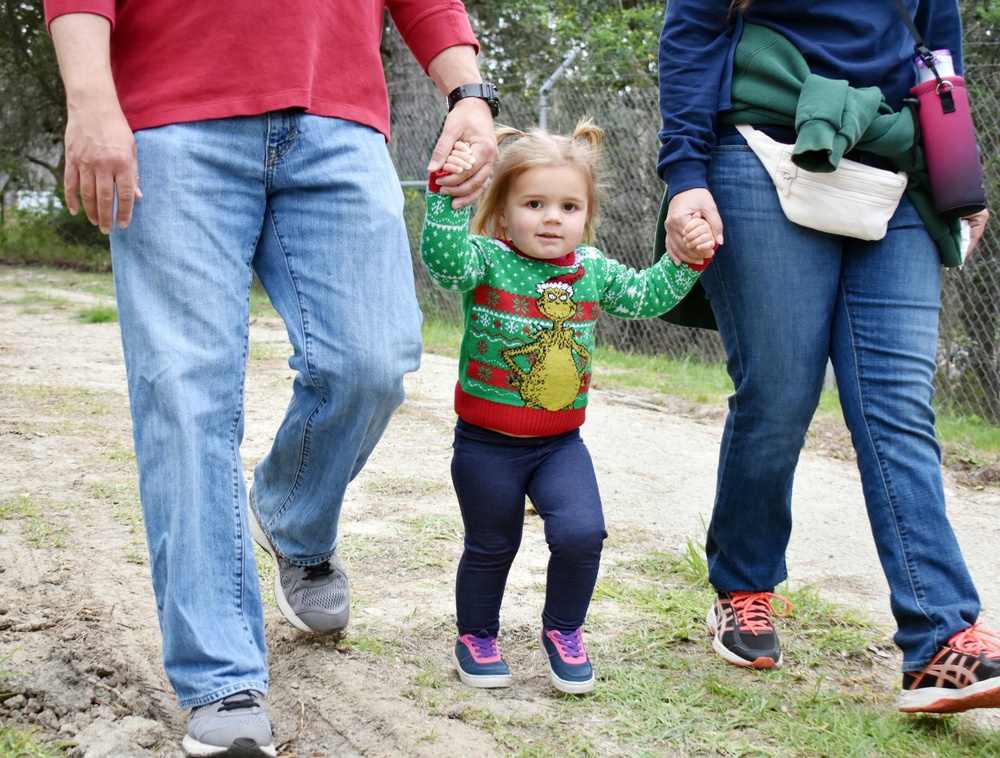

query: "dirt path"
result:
(2, 266), (999, 755)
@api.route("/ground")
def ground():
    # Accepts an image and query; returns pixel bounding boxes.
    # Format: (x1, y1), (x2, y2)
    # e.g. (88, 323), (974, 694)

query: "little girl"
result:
(421, 120), (714, 694)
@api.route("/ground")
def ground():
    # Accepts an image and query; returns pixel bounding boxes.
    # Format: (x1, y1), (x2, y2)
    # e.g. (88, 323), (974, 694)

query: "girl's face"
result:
(500, 165), (589, 260)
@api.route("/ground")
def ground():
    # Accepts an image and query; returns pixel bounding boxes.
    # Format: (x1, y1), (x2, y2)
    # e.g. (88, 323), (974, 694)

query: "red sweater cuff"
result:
(428, 169), (451, 193)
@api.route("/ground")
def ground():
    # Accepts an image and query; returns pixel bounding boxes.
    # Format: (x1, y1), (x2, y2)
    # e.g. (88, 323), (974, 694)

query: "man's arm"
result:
(425, 45), (498, 209)
(50, 13), (139, 233)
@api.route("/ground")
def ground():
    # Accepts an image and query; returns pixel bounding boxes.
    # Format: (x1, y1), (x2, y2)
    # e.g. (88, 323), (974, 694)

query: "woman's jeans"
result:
(451, 420), (607, 636)
(700, 133), (979, 670)
(110, 112), (422, 707)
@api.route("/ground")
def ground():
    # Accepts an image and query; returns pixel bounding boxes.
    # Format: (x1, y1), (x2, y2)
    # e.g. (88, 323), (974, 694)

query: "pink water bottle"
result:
(910, 49), (988, 219)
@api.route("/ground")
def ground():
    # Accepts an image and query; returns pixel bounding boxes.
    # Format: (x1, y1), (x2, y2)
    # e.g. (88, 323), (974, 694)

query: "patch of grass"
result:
(254, 545), (277, 606)
(248, 341), (287, 361)
(592, 346), (735, 407)
(420, 311), (462, 359)
(0, 495), (70, 549)
(338, 629), (402, 658)
(392, 514), (463, 570)
(250, 276), (278, 319)
(77, 304), (118, 323)
(0, 721), (70, 757)
(12, 292), (69, 310)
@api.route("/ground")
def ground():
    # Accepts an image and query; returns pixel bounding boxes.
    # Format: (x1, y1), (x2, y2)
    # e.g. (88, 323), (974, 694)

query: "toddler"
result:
(421, 120), (712, 693)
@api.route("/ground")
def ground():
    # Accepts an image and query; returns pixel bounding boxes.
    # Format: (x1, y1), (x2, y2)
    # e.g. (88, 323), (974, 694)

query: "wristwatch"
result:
(447, 83), (500, 118)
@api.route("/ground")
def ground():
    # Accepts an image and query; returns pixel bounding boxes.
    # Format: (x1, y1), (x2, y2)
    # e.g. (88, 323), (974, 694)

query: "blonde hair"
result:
(470, 118), (607, 245)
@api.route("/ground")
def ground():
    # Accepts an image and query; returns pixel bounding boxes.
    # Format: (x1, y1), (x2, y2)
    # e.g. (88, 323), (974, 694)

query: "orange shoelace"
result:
(947, 623), (1000, 658)
(729, 591), (795, 636)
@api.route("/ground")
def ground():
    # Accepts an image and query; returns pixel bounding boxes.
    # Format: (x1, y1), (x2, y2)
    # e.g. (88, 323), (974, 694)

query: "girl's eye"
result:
(527, 200), (542, 209)
(563, 203), (578, 212)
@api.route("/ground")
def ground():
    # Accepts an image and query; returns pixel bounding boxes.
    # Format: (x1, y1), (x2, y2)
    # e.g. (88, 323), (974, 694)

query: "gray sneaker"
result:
(248, 499), (350, 634)
(182, 690), (276, 757)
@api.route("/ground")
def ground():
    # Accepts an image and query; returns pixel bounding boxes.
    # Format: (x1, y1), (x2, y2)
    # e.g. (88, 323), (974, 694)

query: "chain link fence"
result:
(385, 29), (1000, 424)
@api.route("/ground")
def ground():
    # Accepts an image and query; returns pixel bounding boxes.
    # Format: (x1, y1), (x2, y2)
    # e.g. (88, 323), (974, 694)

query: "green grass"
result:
(0, 495), (71, 549)
(77, 303), (118, 323)
(405, 543), (1000, 757)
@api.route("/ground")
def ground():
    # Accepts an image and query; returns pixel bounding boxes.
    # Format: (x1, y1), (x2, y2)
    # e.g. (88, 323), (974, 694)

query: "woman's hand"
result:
(665, 188), (724, 267)
(963, 208), (990, 259)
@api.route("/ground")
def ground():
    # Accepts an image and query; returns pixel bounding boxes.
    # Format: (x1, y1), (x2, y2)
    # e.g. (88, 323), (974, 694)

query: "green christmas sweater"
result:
(420, 189), (704, 436)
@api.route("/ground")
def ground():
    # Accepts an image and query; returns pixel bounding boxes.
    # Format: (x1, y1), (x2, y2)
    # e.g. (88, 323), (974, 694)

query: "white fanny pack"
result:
(736, 124), (908, 241)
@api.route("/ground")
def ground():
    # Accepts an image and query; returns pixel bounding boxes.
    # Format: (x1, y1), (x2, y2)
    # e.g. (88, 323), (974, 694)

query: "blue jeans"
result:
(110, 112), (422, 707)
(451, 420), (607, 635)
(700, 133), (979, 669)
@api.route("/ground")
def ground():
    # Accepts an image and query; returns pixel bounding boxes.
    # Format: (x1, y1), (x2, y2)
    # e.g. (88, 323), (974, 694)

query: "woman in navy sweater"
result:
(657, 0), (996, 714)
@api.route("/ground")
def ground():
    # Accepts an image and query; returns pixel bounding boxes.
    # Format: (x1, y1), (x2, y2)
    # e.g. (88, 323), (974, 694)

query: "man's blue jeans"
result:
(110, 112), (422, 707)
(700, 133), (979, 669)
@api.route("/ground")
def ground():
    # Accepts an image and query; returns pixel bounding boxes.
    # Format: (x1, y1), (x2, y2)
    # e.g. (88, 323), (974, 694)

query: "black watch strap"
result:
(447, 83), (500, 118)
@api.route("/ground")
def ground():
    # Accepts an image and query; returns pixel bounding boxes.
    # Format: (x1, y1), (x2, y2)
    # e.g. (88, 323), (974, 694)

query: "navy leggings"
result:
(451, 419), (607, 636)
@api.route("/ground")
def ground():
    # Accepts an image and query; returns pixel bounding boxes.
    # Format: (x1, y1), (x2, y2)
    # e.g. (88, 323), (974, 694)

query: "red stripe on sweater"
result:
(470, 288), (599, 324)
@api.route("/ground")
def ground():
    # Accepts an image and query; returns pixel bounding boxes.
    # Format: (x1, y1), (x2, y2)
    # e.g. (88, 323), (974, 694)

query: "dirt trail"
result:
(1, 266), (999, 755)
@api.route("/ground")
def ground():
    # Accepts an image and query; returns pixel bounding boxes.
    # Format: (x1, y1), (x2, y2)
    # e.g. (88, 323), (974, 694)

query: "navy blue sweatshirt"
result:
(657, 0), (964, 199)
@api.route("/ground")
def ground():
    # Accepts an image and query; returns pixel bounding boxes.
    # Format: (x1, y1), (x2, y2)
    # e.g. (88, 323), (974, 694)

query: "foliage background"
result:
(2, 0), (999, 422)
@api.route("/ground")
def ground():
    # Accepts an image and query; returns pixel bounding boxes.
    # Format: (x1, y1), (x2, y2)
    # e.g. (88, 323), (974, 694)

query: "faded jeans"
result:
(111, 112), (422, 707)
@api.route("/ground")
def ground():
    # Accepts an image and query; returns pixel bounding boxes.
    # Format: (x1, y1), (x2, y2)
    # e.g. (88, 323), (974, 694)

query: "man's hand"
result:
(427, 99), (497, 207)
(425, 45), (499, 209)
(63, 101), (139, 234)
(665, 187), (724, 267)
(51, 13), (140, 233)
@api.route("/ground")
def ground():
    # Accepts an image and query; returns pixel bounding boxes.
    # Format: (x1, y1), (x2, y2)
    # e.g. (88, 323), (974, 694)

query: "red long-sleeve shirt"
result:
(45, 0), (478, 136)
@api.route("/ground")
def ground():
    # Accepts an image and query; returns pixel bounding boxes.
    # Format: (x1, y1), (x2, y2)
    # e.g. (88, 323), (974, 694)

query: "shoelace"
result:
(550, 630), (586, 660)
(468, 633), (500, 660)
(303, 560), (334, 581)
(729, 592), (794, 636)
(948, 623), (1000, 659)
(216, 690), (261, 712)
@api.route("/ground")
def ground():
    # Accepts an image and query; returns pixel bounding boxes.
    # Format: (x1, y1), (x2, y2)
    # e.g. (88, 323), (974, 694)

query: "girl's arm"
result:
(419, 180), (490, 293)
(596, 248), (705, 321)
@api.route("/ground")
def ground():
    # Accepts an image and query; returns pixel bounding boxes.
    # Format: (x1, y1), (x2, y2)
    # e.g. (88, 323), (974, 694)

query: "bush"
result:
(0, 208), (111, 272)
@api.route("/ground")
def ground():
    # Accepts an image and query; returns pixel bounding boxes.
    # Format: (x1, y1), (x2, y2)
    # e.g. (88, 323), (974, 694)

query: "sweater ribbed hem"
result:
(454, 385), (585, 437)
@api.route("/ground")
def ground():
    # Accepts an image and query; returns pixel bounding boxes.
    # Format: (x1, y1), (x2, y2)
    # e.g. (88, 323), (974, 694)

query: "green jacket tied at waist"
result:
(721, 21), (960, 263)
(656, 22), (964, 331)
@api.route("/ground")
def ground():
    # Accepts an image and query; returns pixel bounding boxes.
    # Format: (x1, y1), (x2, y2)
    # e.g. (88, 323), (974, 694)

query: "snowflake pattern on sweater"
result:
(420, 190), (702, 436)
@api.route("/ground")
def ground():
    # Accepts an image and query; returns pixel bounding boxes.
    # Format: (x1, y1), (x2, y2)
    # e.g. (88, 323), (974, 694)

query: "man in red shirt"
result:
(45, 2), (498, 754)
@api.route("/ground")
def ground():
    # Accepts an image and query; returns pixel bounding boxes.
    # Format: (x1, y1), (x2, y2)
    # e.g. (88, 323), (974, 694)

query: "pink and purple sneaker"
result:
(540, 628), (595, 694)
(453, 631), (512, 688)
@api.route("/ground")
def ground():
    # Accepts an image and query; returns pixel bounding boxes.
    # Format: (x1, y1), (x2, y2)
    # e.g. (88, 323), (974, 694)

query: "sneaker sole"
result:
(247, 501), (347, 635)
(899, 677), (1000, 714)
(181, 734), (277, 757)
(452, 651), (512, 688)
(706, 605), (782, 669)
(546, 667), (595, 694)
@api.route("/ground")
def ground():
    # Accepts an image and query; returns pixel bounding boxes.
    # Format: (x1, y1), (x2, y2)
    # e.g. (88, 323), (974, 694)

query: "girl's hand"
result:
(665, 188), (723, 267)
(682, 214), (717, 254)
(442, 141), (476, 176)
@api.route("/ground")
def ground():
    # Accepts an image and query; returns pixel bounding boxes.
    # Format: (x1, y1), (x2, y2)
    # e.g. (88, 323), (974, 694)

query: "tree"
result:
(0, 0), (65, 203)
(463, 0), (663, 95)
